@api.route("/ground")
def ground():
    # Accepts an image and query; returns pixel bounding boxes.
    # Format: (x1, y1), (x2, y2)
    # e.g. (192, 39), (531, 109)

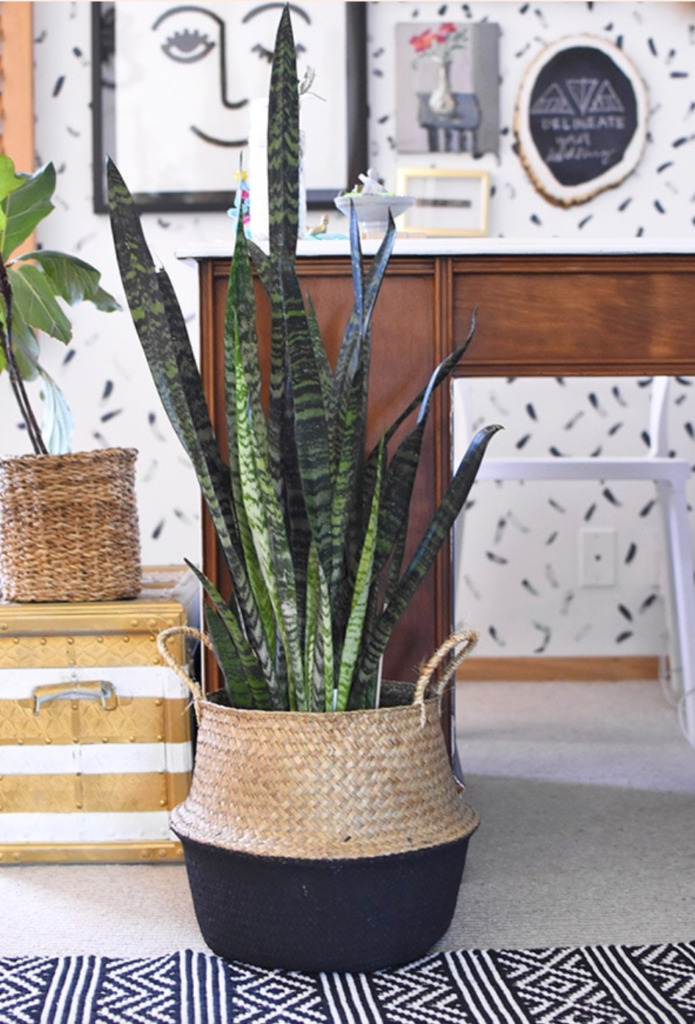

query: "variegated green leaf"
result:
(267, 6), (299, 259)
(233, 322), (305, 708)
(335, 441), (383, 711)
(107, 159), (277, 694)
(205, 604), (255, 709)
(279, 269), (334, 590)
(355, 424), (502, 689)
(185, 560), (277, 710)
(304, 542), (333, 712)
(224, 218), (278, 666)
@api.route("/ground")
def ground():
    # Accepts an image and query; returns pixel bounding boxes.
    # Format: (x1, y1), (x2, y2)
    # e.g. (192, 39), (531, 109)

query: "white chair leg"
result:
(659, 477), (695, 745)
(657, 481), (683, 703)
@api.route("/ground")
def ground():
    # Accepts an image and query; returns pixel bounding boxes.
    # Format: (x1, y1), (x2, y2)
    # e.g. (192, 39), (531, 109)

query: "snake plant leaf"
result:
(304, 291), (333, 437)
(224, 218), (278, 667)
(296, 291), (335, 628)
(185, 560), (277, 710)
(267, 11), (335, 598)
(331, 215), (396, 421)
(107, 159), (230, 524)
(334, 440), (383, 712)
(372, 326), (479, 581)
(233, 314), (305, 709)
(107, 158), (278, 695)
(357, 315), (481, 595)
(280, 269), (334, 592)
(348, 204), (364, 328)
(227, 224), (302, 704)
(304, 542), (334, 711)
(267, 5), (299, 259)
(372, 312), (478, 458)
(108, 164), (231, 540)
(248, 239), (270, 291)
(329, 216), (397, 597)
(304, 543), (320, 709)
(204, 604), (255, 710)
(355, 423), (503, 688)
(0, 161), (55, 259)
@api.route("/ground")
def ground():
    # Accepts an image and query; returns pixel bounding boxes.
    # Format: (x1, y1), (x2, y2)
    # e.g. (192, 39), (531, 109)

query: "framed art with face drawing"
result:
(91, 1), (367, 212)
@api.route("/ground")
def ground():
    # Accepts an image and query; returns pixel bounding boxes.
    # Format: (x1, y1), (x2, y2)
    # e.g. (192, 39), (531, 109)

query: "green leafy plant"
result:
(0, 156), (119, 453)
(107, 6), (500, 712)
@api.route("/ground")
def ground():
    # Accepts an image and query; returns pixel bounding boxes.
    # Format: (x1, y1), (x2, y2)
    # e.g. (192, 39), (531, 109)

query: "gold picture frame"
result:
(396, 167), (489, 237)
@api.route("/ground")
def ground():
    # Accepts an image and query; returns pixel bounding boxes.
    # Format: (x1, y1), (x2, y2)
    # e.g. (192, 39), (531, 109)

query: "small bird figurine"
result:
(308, 215), (329, 236)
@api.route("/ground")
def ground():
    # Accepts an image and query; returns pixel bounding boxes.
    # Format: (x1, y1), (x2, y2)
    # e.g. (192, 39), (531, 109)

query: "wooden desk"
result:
(193, 241), (695, 739)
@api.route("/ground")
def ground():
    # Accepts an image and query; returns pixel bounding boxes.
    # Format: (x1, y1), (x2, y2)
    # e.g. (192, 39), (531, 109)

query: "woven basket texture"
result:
(0, 448), (142, 603)
(170, 688), (479, 860)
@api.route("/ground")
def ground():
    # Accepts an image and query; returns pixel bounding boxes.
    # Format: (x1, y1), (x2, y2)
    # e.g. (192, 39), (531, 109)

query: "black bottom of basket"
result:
(175, 832), (473, 973)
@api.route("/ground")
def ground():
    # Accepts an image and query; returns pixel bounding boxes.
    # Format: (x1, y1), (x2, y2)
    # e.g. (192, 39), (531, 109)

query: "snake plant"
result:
(108, 6), (499, 712)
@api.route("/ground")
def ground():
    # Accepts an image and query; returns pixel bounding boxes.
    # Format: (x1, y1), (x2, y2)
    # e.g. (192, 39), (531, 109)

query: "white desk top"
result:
(178, 236), (695, 261)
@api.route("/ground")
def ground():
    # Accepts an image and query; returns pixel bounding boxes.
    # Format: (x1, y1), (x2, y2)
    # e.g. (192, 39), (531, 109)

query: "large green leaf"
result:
(7, 317), (40, 380)
(38, 368), (74, 454)
(0, 162), (55, 259)
(7, 263), (72, 341)
(15, 250), (120, 310)
(0, 155), (24, 203)
(0, 155), (24, 240)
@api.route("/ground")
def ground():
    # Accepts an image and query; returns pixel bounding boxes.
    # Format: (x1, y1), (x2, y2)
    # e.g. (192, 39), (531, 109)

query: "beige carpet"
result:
(0, 680), (692, 956)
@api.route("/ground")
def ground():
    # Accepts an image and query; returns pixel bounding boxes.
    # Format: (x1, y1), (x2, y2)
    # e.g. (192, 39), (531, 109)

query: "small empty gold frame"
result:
(396, 168), (490, 237)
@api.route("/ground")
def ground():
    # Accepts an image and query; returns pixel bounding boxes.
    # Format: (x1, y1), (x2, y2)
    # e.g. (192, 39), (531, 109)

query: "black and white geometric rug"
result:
(1, 942), (694, 1023)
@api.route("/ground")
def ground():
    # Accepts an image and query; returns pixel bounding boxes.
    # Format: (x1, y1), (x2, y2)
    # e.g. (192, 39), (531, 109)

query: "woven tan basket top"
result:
(164, 627), (480, 861)
(0, 448), (141, 603)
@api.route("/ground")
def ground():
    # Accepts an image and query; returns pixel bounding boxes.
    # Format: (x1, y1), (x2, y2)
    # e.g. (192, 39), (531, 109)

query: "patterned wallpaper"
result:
(368, 1), (695, 240)
(2, 1), (694, 662)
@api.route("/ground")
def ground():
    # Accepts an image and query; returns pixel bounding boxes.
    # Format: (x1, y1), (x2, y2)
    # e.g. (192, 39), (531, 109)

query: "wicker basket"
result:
(159, 626), (479, 972)
(0, 448), (142, 603)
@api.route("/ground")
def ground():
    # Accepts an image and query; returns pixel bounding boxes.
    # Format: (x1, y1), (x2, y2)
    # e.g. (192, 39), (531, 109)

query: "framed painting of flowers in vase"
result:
(395, 21), (500, 157)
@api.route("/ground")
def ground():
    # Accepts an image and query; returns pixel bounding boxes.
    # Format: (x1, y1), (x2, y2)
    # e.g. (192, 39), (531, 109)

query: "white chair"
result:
(457, 376), (695, 747)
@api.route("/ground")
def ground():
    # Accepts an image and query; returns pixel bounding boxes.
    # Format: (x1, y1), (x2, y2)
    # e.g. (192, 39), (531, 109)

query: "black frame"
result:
(91, 2), (367, 214)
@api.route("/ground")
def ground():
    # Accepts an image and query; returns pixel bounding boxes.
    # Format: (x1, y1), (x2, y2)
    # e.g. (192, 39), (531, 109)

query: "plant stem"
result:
(0, 255), (48, 455)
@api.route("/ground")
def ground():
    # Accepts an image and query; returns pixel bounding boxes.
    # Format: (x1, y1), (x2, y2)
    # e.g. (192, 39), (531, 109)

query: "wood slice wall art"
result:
(514, 34), (648, 207)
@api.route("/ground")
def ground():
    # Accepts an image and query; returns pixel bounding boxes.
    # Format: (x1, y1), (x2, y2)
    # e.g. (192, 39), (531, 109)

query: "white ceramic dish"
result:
(333, 193), (414, 232)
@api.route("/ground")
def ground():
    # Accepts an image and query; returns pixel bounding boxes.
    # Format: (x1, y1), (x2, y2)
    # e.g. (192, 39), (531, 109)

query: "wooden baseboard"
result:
(458, 656), (661, 682)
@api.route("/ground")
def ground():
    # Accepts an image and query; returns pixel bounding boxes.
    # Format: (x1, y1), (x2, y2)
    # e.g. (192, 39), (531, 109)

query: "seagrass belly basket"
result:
(159, 627), (479, 973)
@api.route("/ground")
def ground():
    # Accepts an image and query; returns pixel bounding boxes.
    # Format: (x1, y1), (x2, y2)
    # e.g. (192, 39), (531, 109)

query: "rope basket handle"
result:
(157, 625), (211, 721)
(413, 629), (479, 706)
(158, 624), (479, 720)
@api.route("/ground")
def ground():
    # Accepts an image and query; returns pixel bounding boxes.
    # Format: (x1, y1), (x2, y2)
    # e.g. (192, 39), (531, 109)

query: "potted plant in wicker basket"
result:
(0, 157), (141, 603)
(107, 7), (500, 972)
